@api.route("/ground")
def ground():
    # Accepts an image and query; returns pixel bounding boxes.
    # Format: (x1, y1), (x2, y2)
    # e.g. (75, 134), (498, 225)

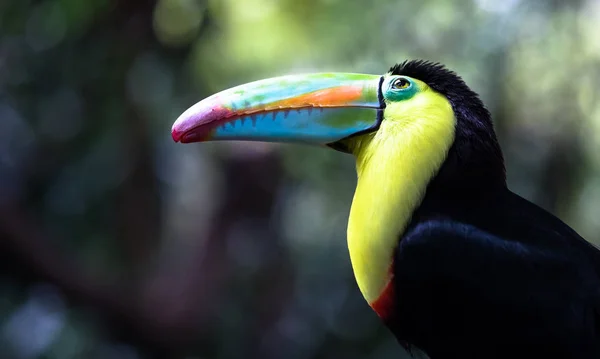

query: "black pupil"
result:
(394, 78), (408, 89)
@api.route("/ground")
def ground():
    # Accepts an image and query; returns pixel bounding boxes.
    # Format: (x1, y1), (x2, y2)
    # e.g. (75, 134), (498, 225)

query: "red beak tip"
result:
(171, 128), (182, 143)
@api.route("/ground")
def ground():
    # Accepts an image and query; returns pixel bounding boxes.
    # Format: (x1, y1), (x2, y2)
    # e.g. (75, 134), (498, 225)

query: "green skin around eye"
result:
(383, 77), (419, 102)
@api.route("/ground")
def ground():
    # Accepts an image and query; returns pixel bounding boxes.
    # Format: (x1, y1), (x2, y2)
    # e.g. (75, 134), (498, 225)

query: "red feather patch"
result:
(370, 275), (396, 320)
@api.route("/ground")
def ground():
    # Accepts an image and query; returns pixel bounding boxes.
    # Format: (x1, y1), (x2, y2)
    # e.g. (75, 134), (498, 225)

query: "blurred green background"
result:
(1, 0), (599, 358)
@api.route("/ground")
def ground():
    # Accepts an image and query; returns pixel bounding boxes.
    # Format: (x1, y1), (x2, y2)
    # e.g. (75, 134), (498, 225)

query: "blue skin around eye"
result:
(383, 77), (418, 102)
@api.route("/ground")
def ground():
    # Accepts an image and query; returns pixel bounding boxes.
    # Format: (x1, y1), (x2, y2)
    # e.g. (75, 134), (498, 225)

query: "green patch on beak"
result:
(172, 73), (385, 147)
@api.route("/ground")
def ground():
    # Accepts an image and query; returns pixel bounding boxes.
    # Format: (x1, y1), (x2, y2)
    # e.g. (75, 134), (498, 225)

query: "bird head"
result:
(172, 60), (506, 319)
(172, 60), (504, 184)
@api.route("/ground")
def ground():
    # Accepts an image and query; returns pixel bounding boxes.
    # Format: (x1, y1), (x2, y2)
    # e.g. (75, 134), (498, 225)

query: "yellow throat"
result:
(346, 84), (456, 305)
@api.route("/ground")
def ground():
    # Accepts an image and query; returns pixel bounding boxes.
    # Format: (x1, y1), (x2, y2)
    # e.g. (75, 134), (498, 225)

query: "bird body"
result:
(172, 60), (600, 358)
(393, 187), (600, 358)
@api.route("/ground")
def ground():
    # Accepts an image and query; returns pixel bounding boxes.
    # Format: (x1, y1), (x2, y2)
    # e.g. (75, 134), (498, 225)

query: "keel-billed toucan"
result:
(172, 60), (600, 358)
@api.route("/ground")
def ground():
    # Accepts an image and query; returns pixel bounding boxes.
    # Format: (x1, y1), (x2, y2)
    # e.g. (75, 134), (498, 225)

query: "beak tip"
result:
(171, 117), (206, 144)
(172, 111), (196, 143)
(171, 127), (183, 143)
(172, 103), (213, 143)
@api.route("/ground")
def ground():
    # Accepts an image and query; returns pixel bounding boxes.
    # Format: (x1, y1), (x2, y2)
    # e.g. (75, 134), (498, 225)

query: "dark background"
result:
(1, 0), (599, 358)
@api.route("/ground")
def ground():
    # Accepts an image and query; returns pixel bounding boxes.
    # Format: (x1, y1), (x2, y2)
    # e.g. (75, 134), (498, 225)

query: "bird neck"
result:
(346, 102), (455, 311)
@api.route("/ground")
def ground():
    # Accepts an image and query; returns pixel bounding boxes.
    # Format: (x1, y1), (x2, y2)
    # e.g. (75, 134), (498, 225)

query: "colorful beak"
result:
(171, 73), (384, 145)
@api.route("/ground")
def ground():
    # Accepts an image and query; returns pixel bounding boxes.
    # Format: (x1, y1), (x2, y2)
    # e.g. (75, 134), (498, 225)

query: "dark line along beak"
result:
(171, 73), (384, 145)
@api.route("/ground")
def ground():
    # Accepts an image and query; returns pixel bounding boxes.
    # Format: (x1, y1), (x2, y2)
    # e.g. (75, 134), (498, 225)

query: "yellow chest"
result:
(346, 94), (455, 305)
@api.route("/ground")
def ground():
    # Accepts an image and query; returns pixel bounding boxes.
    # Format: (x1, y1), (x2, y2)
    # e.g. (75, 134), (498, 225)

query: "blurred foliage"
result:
(0, 0), (599, 358)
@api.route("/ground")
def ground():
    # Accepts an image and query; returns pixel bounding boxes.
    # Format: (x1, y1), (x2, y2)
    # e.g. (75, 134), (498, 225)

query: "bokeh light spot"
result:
(153, 0), (205, 47)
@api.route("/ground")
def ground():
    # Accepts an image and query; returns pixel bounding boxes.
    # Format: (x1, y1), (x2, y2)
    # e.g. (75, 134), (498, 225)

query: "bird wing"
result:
(391, 190), (600, 358)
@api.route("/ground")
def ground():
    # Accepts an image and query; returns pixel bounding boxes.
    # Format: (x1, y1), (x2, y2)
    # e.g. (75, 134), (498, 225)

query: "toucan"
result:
(171, 60), (600, 358)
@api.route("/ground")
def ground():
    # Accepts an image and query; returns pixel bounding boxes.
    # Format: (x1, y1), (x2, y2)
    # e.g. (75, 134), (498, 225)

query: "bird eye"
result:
(391, 77), (411, 90)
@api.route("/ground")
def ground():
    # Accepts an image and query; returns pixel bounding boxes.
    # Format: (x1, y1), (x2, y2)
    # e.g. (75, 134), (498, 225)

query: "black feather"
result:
(383, 61), (600, 358)
(389, 187), (600, 359)
(391, 60), (506, 194)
